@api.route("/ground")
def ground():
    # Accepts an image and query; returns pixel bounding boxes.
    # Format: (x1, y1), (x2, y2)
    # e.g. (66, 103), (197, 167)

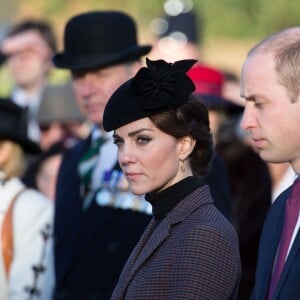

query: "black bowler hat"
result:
(53, 11), (152, 71)
(103, 58), (196, 131)
(0, 100), (41, 153)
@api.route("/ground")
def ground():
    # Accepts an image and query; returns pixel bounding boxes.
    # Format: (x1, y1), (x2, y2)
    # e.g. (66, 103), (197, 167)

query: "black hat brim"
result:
(53, 45), (152, 71)
(0, 132), (41, 154)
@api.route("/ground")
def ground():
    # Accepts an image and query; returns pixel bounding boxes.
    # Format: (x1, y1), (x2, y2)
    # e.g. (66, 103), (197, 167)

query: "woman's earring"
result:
(180, 160), (186, 173)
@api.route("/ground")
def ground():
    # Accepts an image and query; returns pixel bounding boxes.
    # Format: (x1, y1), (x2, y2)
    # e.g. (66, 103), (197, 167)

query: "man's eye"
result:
(255, 102), (264, 108)
(72, 72), (84, 79)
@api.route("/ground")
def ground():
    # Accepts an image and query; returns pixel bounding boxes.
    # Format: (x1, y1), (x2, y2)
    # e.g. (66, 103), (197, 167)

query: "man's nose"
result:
(78, 81), (95, 96)
(240, 103), (255, 131)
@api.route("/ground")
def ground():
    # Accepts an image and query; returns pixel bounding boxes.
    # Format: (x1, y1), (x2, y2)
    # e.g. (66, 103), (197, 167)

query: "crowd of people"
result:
(0, 1), (299, 299)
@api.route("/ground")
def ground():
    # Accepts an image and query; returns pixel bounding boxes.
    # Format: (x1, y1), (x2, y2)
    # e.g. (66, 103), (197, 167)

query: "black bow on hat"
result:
(53, 11), (152, 71)
(103, 58), (196, 131)
(0, 100), (41, 153)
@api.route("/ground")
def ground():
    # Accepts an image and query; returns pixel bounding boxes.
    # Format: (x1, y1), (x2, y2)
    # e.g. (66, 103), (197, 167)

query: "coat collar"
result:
(115, 184), (213, 298)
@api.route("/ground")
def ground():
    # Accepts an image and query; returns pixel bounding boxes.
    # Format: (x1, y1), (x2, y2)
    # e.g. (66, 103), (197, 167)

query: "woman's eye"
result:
(113, 138), (123, 146)
(137, 136), (151, 144)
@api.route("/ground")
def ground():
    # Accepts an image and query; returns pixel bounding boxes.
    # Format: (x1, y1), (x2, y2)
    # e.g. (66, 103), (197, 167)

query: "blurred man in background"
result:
(0, 19), (56, 141)
(52, 11), (152, 300)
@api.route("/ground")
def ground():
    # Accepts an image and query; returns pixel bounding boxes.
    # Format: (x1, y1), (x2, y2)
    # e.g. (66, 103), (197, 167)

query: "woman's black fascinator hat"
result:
(103, 58), (197, 131)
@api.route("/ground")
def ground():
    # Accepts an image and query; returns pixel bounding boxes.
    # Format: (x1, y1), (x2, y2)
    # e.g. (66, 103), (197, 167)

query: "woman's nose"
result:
(118, 144), (135, 166)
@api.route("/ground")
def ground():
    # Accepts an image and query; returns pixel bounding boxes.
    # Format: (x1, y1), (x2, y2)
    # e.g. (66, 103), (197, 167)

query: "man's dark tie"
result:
(267, 178), (300, 300)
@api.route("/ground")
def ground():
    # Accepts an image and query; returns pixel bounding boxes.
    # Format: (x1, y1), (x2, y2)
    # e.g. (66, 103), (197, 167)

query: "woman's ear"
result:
(178, 136), (196, 160)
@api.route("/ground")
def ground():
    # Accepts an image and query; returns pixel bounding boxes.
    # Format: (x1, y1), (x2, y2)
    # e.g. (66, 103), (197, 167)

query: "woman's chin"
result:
(129, 184), (148, 196)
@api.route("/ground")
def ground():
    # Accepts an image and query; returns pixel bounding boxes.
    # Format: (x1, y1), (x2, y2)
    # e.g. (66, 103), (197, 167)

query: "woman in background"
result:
(0, 100), (54, 300)
(103, 58), (241, 299)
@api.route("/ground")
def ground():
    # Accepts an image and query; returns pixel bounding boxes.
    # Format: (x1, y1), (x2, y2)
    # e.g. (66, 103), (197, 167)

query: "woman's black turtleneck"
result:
(145, 176), (204, 220)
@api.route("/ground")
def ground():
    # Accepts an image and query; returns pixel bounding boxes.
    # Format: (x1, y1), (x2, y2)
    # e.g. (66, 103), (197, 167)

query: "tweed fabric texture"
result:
(111, 185), (241, 299)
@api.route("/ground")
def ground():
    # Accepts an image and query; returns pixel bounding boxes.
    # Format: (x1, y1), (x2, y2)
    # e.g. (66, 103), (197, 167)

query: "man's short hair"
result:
(247, 27), (300, 102)
(6, 19), (57, 53)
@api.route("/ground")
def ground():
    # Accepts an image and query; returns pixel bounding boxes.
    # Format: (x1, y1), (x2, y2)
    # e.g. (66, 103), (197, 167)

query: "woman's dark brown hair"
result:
(150, 95), (214, 176)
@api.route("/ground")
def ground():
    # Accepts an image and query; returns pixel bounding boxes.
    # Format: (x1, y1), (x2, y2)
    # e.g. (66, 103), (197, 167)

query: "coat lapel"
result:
(273, 229), (300, 299)
(64, 131), (116, 265)
(117, 185), (213, 298)
(260, 209), (284, 299)
(114, 218), (157, 298)
(116, 218), (171, 299)
(55, 137), (91, 282)
(256, 188), (291, 299)
(129, 219), (170, 277)
(57, 134), (116, 281)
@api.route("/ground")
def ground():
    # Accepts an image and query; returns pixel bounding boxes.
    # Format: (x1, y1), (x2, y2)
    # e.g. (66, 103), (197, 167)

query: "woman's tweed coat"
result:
(111, 185), (241, 300)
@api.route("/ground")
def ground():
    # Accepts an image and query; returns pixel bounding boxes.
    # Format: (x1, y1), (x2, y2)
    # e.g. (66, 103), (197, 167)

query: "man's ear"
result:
(178, 136), (196, 160)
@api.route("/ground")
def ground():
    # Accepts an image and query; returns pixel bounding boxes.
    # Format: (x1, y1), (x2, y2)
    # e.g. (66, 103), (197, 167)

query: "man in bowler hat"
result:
(52, 11), (152, 300)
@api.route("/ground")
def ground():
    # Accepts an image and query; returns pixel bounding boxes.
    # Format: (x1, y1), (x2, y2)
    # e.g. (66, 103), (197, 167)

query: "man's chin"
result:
(260, 152), (282, 164)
